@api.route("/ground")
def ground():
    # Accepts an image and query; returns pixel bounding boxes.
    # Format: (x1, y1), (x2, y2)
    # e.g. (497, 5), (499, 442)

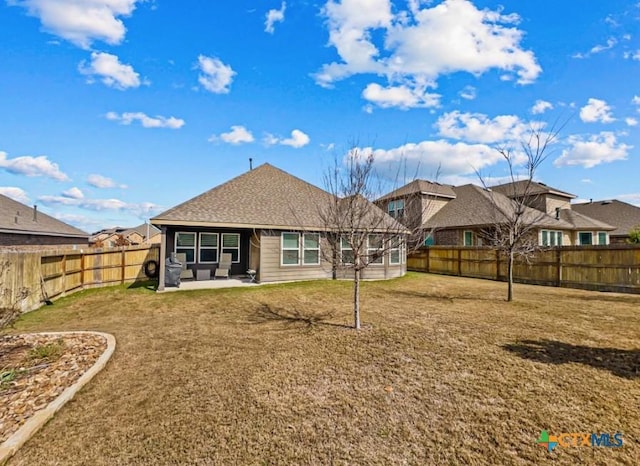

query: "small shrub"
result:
(28, 339), (66, 362)
(0, 369), (17, 388)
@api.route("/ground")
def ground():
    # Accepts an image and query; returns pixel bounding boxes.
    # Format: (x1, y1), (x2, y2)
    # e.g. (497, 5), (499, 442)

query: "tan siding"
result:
(544, 194), (571, 215)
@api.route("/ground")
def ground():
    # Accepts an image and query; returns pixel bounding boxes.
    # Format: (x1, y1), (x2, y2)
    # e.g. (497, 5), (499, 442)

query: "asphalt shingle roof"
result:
(152, 163), (401, 231)
(572, 200), (640, 236)
(491, 180), (576, 199)
(0, 194), (88, 238)
(377, 179), (456, 202)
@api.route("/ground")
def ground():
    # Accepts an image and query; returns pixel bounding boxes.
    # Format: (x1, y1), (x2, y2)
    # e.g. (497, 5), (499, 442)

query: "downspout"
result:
(157, 226), (167, 291)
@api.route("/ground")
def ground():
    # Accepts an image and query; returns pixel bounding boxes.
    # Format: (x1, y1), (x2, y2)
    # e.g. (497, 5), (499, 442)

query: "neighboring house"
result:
(378, 180), (615, 246)
(151, 163), (407, 287)
(572, 200), (640, 244)
(0, 193), (89, 247)
(91, 223), (161, 247)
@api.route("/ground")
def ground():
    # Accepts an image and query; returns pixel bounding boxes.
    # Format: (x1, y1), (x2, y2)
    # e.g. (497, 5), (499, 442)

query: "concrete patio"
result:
(158, 276), (261, 292)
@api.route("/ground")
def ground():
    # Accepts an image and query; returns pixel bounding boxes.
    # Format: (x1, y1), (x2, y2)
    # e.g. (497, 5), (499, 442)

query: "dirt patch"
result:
(0, 333), (107, 443)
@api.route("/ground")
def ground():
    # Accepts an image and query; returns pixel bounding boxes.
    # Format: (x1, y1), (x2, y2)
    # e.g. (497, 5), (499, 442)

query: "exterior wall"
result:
(544, 194), (571, 215)
(258, 229), (406, 283)
(0, 232), (88, 248)
(421, 197), (450, 224)
(434, 229), (462, 246)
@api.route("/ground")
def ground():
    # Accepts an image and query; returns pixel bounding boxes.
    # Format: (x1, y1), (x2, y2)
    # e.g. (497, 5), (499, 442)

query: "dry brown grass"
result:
(7, 273), (640, 465)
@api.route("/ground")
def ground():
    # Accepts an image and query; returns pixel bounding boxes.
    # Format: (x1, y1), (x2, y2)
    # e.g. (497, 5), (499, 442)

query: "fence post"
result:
(496, 249), (500, 280)
(426, 247), (430, 273)
(556, 248), (562, 287)
(61, 254), (67, 296)
(80, 254), (85, 289)
(457, 248), (462, 276)
(121, 248), (126, 285)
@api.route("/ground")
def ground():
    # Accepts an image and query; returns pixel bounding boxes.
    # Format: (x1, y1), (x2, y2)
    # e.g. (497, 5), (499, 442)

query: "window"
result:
(341, 237), (354, 264)
(281, 233), (300, 265)
(597, 231), (608, 246)
(578, 232), (593, 245)
(540, 230), (563, 246)
(389, 237), (401, 265)
(424, 234), (434, 247)
(387, 199), (405, 219)
(221, 233), (240, 263)
(175, 232), (196, 263)
(198, 233), (218, 263)
(367, 234), (383, 265)
(463, 231), (473, 246)
(303, 233), (320, 265)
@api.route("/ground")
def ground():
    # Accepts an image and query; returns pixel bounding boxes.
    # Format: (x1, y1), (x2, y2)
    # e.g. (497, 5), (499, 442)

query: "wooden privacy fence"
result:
(1, 245), (160, 313)
(408, 245), (640, 294)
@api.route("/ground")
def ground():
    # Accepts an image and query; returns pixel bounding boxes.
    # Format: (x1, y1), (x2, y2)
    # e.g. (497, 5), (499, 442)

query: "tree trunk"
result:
(353, 268), (361, 330)
(507, 250), (514, 302)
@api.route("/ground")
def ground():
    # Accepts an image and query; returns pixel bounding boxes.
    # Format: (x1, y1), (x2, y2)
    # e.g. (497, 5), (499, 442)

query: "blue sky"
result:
(1, 0), (639, 233)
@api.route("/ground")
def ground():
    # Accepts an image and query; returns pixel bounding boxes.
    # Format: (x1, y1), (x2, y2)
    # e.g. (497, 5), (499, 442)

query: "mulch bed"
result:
(0, 333), (107, 444)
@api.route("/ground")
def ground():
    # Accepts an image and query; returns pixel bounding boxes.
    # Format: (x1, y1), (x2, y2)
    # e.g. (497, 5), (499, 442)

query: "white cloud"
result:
(435, 111), (529, 144)
(579, 98), (615, 123)
(531, 99), (553, 114)
(623, 50), (640, 60)
(0, 151), (69, 181)
(264, 129), (310, 148)
(265, 2), (286, 34)
(626, 117), (638, 127)
(51, 212), (102, 232)
(106, 111), (185, 129)
(38, 195), (162, 218)
(87, 174), (127, 189)
(211, 125), (255, 145)
(590, 37), (617, 54)
(315, 0), (540, 109)
(79, 52), (142, 90)
(362, 83), (440, 109)
(633, 95), (640, 107)
(0, 187), (30, 204)
(8, 0), (140, 49)
(554, 132), (631, 168)
(62, 187), (84, 199)
(617, 193), (640, 207)
(196, 55), (235, 94)
(459, 85), (476, 100)
(361, 139), (504, 180)
(581, 178), (592, 183)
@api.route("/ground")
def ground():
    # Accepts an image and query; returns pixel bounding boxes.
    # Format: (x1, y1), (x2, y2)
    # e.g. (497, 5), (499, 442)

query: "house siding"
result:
(0, 232), (88, 247)
(258, 230), (406, 283)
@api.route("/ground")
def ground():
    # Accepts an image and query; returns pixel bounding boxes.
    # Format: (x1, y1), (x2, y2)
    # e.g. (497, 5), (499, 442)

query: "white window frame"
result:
(463, 230), (473, 247)
(281, 232), (300, 266)
(302, 233), (321, 265)
(389, 237), (401, 265)
(198, 232), (219, 264)
(340, 237), (354, 265)
(597, 231), (609, 246)
(367, 234), (384, 265)
(578, 231), (593, 246)
(175, 232), (196, 264)
(221, 233), (241, 263)
(540, 230), (563, 247)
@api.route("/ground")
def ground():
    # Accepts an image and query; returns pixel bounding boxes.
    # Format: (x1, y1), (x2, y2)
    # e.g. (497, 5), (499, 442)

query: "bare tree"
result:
(317, 150), (430, 329)
(477, 123), (563, 301)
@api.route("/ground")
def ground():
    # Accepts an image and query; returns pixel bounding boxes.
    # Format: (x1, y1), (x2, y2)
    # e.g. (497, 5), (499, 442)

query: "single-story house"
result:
(377, 180), (615, 246)
(572, 199), (640, 244)
(151, 163), (407, 288)
(0, 193), (89, 247)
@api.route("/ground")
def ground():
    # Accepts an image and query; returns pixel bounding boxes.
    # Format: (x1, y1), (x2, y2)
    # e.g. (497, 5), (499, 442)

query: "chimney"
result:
(249, 157), (253, 170)
(33, 205), (38, 222)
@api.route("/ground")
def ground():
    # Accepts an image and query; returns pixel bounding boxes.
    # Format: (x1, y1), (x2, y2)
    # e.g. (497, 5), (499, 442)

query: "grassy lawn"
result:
(7, 272), (640, 465)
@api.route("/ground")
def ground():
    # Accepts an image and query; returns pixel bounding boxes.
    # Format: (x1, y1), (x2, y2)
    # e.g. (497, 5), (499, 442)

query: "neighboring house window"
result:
(199, 233), (218, 263)
(388, 199), (405, 219)
(390, 237), (401, 265)
(303, 233), (320, 265)
(281, 232), (300, 265)
(541, 230), (563, 246)
(221, 233), (240, 263)
(597, 231), (608, 245)
(424, 234), (434, 247)
(367, 234), (383, 265)
(175, 232), (196, 263)
(341, 237), (354, 264)
(578, 232), (593, 245)
(463, 231), (473, 246)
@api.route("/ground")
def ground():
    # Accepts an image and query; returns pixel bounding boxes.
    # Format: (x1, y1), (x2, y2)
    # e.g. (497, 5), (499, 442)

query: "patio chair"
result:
(175, 253), (194, 280)
(214, 253), (232, 279)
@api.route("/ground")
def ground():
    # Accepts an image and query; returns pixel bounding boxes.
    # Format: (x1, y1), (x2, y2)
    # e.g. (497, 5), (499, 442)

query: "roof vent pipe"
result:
(555, 207), (560, 220)
(249, 157), (253, 170)
(33, 205), (38, 222)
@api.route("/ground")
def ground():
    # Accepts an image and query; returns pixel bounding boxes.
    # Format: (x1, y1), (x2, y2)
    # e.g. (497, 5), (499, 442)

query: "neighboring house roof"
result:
(557, 209), (615, 231)
(424, 184), (576, 230)
(90, 223), (160, 243)
(572, 200), (640, 236)
(377, 179), (456, 202)
(152, 163), (402, 231)
(0, 193), (88, 239)
(491, 180), (576, 199)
